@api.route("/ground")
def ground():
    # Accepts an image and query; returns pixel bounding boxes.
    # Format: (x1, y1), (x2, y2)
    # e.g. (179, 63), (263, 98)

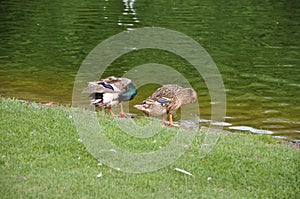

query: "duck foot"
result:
(169, 123), (180, 127)
(119, 112), (128, 118)
(163, 121), (180, 127)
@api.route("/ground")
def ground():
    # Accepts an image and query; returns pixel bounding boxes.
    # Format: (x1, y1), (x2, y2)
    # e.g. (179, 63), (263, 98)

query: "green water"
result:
(1, 0), (299, 140)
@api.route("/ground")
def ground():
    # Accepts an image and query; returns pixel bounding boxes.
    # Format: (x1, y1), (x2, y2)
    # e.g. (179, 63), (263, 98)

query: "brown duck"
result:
(134, 84), (197, 126)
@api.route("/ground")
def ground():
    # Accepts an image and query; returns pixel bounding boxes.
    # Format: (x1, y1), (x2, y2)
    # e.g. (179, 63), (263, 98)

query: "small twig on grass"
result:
(173, 167), (194, 177)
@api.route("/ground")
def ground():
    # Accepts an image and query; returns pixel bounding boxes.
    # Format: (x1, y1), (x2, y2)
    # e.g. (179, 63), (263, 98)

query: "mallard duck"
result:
(134, 84), (197, 126)
(82, 76), (137, 117)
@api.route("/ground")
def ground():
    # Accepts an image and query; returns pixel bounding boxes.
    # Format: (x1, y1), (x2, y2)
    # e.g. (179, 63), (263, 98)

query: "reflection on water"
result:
(118, 0), (139, 29)
(0, 0), (299, 140)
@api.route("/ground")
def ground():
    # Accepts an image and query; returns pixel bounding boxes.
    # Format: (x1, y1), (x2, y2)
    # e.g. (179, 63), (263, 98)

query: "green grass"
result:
(1, 98), (299, 198)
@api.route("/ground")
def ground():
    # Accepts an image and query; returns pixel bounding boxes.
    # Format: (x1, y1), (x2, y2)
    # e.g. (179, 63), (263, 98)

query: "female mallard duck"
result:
(134, 84), (197, 126)
(82, 76), (137, 117)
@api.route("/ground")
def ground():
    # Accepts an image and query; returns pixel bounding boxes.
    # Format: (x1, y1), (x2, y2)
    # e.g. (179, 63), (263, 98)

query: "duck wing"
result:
(148, 84), (183, 114)
(82, 81), (115, 93)
(102, 77), (137, 102)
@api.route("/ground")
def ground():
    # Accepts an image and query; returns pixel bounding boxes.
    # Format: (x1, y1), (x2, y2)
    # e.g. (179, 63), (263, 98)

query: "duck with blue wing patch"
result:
(134, 84), (197, 127)
(82, 76), (137, 117)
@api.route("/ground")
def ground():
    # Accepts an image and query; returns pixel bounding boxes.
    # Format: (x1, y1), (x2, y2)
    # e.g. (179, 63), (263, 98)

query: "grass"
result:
(1, 98), (299, 198)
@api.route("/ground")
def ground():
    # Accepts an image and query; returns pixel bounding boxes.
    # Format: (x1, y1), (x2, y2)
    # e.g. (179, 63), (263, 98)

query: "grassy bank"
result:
(1, 98), (299, 198)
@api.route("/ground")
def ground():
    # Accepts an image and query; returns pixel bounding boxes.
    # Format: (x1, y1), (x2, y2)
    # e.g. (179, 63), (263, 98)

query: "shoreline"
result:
(2, 97), (299, 149)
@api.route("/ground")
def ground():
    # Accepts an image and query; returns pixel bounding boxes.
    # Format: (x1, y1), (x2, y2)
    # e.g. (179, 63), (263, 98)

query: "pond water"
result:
(1, 0), (299, 140)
